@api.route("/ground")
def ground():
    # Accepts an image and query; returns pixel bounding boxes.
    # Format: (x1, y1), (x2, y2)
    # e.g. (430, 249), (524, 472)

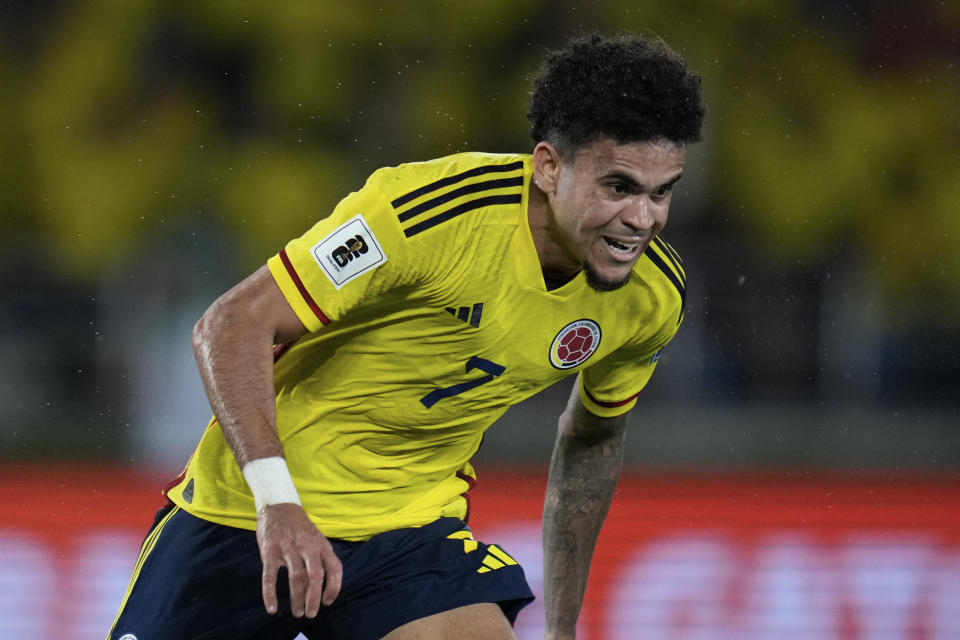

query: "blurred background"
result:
(1, 0), (958, 638)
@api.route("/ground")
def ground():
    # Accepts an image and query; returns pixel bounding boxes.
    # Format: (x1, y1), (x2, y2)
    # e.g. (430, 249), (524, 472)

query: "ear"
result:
(532, 141), (563, 195)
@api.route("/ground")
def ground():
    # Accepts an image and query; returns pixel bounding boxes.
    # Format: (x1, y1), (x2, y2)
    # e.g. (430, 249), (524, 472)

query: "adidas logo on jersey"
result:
(444, 303), (483, 328)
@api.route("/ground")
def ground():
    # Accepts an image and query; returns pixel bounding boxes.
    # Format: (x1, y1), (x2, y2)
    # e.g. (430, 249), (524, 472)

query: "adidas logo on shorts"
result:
(447, 530), (519, 573)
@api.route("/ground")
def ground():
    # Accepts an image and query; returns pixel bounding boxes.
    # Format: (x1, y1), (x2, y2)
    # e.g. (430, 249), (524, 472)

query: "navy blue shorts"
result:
(108, 506), (534, 640)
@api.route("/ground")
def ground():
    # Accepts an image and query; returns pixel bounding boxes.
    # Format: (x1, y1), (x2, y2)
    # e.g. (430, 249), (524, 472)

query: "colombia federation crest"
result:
(549, 319), (601, 369)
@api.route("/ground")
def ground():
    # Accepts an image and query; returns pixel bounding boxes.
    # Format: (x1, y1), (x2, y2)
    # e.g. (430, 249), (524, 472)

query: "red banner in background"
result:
(2, 466), (958, 639)
(470, 471), (960, 639)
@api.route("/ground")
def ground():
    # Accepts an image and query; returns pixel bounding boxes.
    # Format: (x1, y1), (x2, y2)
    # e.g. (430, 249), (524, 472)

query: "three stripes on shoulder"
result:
(392, 161), (524, 238)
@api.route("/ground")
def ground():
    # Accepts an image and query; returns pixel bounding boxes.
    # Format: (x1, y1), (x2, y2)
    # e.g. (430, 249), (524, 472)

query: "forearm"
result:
(543, 394), (626, 639)
(192, 266), (306, 468)
(193, 301), (283, 466)
(192, 268), (339, 616)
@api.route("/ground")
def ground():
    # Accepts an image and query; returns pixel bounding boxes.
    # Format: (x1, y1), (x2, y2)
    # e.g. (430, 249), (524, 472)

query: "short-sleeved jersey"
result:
(165, 152), (687, 540)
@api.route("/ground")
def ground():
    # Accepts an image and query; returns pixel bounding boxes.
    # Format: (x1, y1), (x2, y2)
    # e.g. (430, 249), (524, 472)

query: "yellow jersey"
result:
(165, 152), (686, 540)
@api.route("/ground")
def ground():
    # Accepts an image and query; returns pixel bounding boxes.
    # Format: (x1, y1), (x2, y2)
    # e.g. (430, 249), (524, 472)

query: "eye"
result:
(652, 183), (675, 199)
(610, 182), (629, 194)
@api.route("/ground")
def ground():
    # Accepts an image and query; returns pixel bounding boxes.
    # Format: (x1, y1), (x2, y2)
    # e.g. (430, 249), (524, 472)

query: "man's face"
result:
(540, 138), (686, 291)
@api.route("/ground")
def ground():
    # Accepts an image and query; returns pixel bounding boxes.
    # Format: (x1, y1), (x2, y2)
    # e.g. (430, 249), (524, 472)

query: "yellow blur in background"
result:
(1, 0), (958, 464)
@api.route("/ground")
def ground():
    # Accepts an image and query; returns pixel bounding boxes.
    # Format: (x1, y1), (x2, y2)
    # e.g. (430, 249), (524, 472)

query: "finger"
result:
(320, 549), (343, 606)
(261, 557), (279, 615)
(285, 554), (308, 618)
(303, 554), (326, 618)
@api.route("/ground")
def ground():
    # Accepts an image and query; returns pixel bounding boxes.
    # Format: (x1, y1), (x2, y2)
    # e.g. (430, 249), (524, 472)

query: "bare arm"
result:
(192, 265), (342, 617)
(193, 265), (306, 466)
(542, 382), (628, 640)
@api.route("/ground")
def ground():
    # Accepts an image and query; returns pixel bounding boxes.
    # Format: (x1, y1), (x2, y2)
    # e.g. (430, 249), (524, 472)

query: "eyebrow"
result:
(602, 171), (684, 193)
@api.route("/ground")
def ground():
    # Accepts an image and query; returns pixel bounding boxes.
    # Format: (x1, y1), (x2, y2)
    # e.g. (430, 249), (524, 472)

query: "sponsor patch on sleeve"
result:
(310, 214), (387, 289)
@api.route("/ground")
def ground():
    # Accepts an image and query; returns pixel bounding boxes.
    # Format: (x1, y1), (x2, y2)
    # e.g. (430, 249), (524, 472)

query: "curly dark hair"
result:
(527, 32), (705, 154)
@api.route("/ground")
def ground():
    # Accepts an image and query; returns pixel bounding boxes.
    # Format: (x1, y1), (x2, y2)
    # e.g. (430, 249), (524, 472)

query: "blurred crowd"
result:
(1, 0), (957, 465)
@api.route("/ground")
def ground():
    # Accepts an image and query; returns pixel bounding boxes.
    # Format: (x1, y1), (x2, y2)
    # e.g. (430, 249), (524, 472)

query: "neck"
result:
(541, 268), (577, 291)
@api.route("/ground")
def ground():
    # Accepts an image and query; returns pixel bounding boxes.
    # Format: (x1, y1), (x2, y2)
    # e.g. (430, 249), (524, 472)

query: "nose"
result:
(622, 196), (655, 232)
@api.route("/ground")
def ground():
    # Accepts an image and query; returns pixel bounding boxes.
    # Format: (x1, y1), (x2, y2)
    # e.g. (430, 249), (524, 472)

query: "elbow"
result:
(192, 307), (214, 362)
(192, 297), (229, 360)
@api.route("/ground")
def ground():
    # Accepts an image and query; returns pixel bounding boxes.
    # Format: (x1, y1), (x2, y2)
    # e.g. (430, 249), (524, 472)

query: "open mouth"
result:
(603, 236), (641, 255)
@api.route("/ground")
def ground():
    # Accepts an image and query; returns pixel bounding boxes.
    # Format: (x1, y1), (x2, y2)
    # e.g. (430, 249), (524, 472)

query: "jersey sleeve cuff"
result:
(577, 374), (640, 418)
(267, 251), (331, 333)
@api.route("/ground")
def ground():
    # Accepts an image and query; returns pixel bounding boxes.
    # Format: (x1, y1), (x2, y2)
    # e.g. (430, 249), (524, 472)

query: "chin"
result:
(584, 263), (632, 292)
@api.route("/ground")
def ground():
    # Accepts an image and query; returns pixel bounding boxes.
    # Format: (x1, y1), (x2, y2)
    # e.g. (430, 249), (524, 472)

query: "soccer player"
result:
(109, 32), (704, 640)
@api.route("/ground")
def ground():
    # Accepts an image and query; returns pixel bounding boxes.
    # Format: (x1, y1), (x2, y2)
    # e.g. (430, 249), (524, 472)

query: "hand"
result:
(255, 503), (343, 618)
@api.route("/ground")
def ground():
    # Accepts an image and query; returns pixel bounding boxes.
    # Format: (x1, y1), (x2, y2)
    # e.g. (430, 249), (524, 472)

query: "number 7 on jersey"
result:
(420, 356), (506, 408)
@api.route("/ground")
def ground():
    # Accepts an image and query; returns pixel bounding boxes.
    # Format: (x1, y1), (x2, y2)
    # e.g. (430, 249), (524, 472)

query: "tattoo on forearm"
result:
(543, 409), (627, 636)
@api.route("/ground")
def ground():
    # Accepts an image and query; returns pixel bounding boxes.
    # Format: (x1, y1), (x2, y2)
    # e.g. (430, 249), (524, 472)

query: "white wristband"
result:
(241, 457), (301, 510)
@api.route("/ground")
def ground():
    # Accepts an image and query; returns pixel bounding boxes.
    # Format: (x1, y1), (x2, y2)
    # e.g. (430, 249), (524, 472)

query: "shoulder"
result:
(319, 152), (528, 285)
(364, 152), (530, 238)
(632, 236), (687, 326)
(369, 151), (529, 197)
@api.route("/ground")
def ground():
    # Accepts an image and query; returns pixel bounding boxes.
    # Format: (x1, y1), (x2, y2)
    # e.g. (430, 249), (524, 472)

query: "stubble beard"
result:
(584, 261), (632, 292)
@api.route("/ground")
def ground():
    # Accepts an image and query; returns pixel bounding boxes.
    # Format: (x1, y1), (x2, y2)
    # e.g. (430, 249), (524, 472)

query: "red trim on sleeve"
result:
(279, 249), (331, 326)
(583, 385), (640, 408)
(456, 470), (478, 524)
